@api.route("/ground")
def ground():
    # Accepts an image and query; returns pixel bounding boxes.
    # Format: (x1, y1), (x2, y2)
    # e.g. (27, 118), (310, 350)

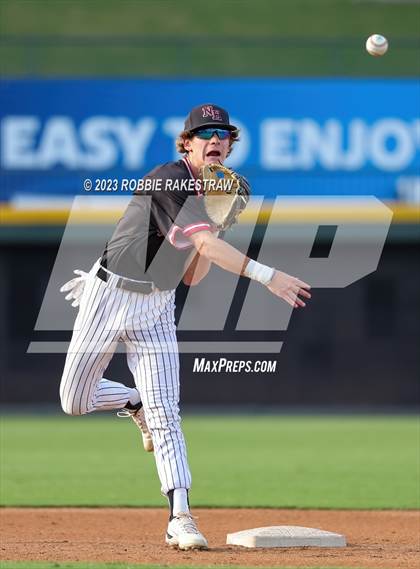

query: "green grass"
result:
(1, 415), (418, 509)
(2, 0), (419, 39)
(0, 0), (419, 76)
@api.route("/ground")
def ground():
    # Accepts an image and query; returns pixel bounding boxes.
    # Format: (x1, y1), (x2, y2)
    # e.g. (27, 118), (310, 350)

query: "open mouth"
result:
(206, 150), (221, 158)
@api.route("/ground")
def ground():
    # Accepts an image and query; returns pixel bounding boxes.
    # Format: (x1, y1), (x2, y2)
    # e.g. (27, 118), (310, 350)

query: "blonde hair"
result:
(176, 129), (240, 157)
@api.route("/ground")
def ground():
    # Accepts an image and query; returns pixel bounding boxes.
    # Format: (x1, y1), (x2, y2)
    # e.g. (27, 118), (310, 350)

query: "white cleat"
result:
(117, 406), (154, 452)
(166, 512), (208, 550)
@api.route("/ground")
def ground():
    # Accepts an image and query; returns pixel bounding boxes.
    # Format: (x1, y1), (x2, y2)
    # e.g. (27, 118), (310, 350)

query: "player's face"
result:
(185, 130), (231, 169)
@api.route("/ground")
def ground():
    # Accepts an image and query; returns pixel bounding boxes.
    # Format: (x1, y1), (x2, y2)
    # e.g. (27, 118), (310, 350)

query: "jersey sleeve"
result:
(148, 165), (215, 249)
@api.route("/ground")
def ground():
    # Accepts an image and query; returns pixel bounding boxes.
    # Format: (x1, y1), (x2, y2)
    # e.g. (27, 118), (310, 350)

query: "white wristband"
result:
(243, 259), (275, 286)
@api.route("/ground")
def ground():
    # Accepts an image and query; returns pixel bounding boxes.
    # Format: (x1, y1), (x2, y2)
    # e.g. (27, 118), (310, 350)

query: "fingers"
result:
(60, 276), (83, 292)
(287, 293), (306, 308)
(64, 284), (84, 301)
(60, 278), (77, 292)
(283, 295), (296, 308)
(268, 272), (313, 308)
(294, 297), (306, 308)
(60, 270), (87, 292)
(287, 285), (312, 308)
(296, 287), (312, 299)
(295, 278), (311, 290)
(269, 286), (305, 308)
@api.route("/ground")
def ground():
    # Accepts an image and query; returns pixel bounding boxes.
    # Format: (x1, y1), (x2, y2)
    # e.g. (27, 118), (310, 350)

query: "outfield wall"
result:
(1, 230), (418, 408)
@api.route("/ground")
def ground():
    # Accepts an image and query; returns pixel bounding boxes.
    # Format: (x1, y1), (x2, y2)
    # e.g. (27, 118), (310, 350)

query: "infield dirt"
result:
(1, 508), (419, 568)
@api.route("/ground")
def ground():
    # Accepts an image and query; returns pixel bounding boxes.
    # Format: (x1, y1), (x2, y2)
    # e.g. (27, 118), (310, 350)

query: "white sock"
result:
(129, 388), (141, 406)
(173, 488), (189, 516)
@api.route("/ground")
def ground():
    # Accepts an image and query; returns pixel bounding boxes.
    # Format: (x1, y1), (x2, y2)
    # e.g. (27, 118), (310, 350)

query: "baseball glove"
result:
(200, 164), (251, 231)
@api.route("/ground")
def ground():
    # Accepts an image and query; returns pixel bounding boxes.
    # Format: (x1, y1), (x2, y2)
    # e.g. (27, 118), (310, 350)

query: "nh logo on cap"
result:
(201, 105), (222, 121)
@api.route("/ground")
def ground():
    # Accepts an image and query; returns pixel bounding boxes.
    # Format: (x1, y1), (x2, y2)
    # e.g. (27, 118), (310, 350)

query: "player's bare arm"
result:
(182, 227), (222, 286)
(183, 251), (212, 286)
(190, 230), (311, 308)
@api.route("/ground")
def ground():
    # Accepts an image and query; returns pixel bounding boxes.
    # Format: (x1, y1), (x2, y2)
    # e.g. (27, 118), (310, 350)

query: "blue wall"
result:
(1, 79), (419, 201)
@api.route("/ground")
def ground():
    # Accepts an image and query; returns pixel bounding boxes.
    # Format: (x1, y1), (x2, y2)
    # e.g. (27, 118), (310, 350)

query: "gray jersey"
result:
(101, 158), (214, 289)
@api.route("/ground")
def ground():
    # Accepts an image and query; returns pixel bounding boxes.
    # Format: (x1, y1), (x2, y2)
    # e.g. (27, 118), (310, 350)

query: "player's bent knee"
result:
(60, 394), (86, 416)
(60, 401), (82, 416)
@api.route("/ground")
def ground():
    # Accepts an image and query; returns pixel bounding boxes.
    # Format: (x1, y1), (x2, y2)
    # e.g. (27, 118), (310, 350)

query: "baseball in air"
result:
(366, 34), (388, 57)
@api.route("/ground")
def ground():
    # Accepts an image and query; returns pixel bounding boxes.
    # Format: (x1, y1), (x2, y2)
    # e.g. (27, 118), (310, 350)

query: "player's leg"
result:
(60, 275), (137, 415)
(125, 291), (190, 491)
(125, 290), (207, 550)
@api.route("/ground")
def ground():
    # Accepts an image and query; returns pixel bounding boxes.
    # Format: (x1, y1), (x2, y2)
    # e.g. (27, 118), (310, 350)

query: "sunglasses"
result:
(193, 128), (231, 140)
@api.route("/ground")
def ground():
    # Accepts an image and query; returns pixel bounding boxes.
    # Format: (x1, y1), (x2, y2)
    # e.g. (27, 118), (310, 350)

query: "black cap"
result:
(184, 103), (237, 132)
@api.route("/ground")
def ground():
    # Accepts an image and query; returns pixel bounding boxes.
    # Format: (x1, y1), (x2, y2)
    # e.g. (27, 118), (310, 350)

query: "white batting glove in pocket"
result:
(60, 270), (89, 307)
(60, 258), (101, 308)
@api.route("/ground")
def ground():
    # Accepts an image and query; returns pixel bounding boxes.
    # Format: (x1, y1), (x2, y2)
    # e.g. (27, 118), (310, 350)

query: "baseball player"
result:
(60, 103), (311, 551)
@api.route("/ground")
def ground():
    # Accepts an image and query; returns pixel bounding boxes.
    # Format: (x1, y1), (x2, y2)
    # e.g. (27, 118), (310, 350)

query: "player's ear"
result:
(184, 138), (192, 152)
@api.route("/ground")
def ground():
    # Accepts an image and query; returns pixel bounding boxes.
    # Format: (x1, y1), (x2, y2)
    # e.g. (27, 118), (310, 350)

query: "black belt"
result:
(96, 267), (154, 294)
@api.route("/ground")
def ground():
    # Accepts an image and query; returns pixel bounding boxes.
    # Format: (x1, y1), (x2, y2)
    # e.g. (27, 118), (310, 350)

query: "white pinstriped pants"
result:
(59, 273), (191, 494)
